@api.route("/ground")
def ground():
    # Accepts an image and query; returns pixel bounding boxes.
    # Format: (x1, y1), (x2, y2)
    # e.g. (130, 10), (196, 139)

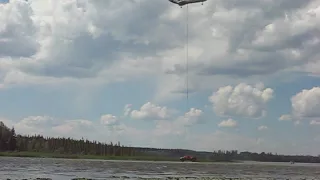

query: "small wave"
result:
(70, 175), (320, 180)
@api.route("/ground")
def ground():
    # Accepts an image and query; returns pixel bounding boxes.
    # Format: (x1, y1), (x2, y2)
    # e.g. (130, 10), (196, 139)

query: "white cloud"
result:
(52, 119), (94, 138)
(310, 120), (320, 125)
(218, 118), (238, 128)
(153, 120), (186, 137)
(0, 0), (38, 58)
(279, 114), (292, 121)
(291, 87), (320, 118)
(18, 116), (55, 127)
(100, 114), (118, 126)
(0, 0), (169, 89)
(154, 108), (203, 136)
(282, 87), (320, 124)
(130, 102), (173, 120)
(123, 104), (132, 116)
(14, 116), (57, 135)
(0, 0), (318, 104)
(209, 83), (274, 118)
(162, 0), (320, 97)
(258, 125), (268, 131)
(8, 114), (125, 142)
(180, 108), (203, 126)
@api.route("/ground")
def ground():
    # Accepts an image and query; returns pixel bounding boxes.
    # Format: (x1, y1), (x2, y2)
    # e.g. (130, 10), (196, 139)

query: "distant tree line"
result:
(208, 150), (320, 163)
(1, 121), (320, 163)
(0, 121), (136, 156)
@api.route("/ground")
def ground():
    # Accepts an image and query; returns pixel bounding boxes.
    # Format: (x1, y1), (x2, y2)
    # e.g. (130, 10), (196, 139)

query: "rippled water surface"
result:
(1, 157), (320, 179)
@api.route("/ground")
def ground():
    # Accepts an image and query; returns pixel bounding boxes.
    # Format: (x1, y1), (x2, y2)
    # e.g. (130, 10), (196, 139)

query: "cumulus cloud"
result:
(0, 0), (169, 88)
(218, 118), (238, 128)
(165, 0), (320, 79)
(282, 87), (320, 124)
(209, 83), (274, 118)
(100, 114), (119, 126)
(130, 102), (173, 120)
(291, 87), (320, 118)
(0, 0), (318, 101)
(0, 0), (38, 58)
(10, 114), (126, 142)
(180, 108), (203, 125)
(279, 114), (292, 121)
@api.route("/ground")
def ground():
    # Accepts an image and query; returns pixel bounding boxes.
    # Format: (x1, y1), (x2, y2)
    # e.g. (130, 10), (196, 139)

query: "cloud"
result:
(291, 87), (320, 118)
(310, 120), (320, 125)
(130, 102), (174, 120)
(180, 108), (203, 126)
(123, 104), (132, 116)
(18, 116), (55, 127)
(0, 0), (318, 111)
(0, 0), (318, 100)
(258, 125), (268, 131)
(100, 114), (119, 126)
(14, 116), (57, 135)
(165, 0), (320, 78)
(10, 114), (126, 142)
(0, 0), (38, 58)
(279, 114), (292, 121)
(282, 87), (320, 124)
(156, 0), (320, 102)
(153, 107), (203, 136)
(0, 0), (169, 88)
(52, 119), (94, 138)
(218, 118), (238, 128)
(209, 83), (274, 118)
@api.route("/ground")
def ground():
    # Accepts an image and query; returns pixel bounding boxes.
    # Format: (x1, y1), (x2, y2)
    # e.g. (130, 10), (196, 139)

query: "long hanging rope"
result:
(185, 4), (189, 112)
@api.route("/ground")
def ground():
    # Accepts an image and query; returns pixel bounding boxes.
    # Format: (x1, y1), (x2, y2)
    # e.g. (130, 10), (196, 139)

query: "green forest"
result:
(1, 121), (320, 163)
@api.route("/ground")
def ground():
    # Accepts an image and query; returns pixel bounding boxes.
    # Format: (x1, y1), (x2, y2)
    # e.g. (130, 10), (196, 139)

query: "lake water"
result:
(1, 157), (320, 180)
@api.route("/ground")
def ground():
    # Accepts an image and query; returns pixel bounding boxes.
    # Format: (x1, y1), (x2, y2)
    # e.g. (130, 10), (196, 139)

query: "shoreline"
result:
(0, 151), (179, 161)
(2, 152), (317, 164)
(0, 151), (238, 163)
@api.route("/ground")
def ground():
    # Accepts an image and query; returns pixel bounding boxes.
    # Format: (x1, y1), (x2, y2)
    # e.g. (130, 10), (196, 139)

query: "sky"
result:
(0, 0), (320, 156)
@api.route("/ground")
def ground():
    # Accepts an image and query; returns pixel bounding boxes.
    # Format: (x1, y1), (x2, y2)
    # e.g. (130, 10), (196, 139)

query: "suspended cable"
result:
(185, 4), (189, 112)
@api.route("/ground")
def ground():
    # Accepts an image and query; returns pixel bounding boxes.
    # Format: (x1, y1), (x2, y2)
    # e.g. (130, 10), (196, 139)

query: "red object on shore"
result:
(180, 155), (197, 162)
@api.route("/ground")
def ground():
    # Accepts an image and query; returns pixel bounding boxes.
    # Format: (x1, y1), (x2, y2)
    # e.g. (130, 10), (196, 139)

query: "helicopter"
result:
(168, 0), (207, 7)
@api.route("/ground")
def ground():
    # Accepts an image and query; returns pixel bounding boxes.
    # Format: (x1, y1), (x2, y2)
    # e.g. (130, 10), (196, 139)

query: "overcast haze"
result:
(0, 0), (320, 155)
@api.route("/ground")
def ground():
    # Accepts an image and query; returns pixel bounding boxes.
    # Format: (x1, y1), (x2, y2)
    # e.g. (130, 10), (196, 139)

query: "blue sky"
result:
(0, 0), (320, 155)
